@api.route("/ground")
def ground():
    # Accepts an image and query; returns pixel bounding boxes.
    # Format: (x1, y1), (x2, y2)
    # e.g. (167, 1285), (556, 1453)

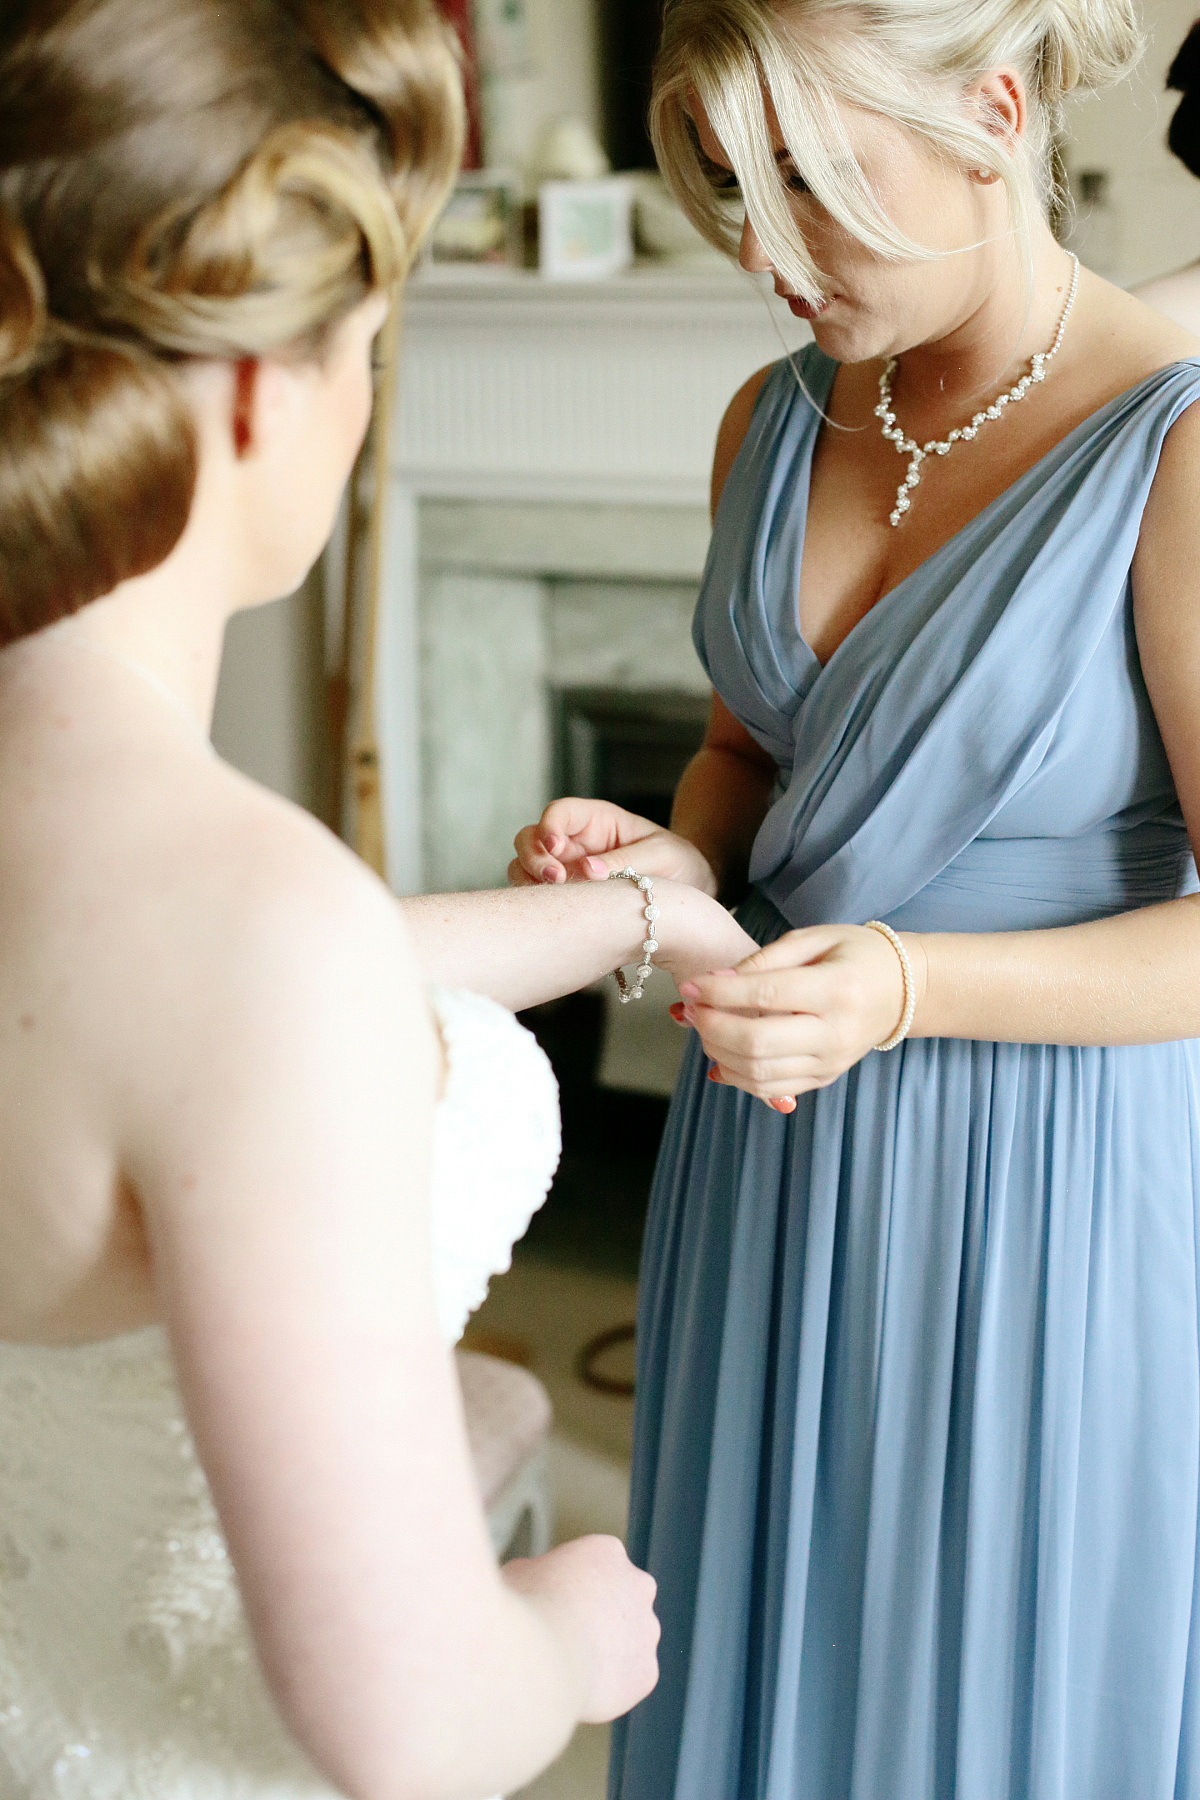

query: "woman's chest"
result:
(797, 397), (1073, 667)
(791, 358), (1101, 669)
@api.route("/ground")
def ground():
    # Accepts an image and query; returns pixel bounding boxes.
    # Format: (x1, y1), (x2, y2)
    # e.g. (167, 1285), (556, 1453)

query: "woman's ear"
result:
(231, 358), (260, 459)
(966, 66), (1028, 154)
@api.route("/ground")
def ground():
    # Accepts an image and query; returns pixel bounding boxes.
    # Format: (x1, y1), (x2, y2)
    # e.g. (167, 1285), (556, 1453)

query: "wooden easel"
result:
(328, 298), (404, 877)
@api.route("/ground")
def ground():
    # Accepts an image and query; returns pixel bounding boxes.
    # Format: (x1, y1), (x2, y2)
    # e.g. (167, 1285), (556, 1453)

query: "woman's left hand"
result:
(673, 924), (926, 1112)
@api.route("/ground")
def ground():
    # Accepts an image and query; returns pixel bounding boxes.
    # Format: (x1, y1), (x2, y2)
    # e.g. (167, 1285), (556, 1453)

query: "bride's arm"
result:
(126, 824), (656, 1800)
(401, 877), (760, 1012)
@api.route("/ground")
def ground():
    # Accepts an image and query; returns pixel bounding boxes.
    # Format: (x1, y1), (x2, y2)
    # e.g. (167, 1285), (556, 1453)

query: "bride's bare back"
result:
(0, 659), (424, 1346)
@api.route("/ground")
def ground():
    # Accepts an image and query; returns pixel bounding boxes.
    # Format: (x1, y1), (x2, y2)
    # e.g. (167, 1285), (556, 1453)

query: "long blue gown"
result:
(609, 347), (1200, 1800)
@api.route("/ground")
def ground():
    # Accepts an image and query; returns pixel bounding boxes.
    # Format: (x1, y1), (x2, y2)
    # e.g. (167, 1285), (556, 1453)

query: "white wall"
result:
(1062, 0), (1199, 285)
(479, 0), (601, 178)
(211, 573), (328, 818)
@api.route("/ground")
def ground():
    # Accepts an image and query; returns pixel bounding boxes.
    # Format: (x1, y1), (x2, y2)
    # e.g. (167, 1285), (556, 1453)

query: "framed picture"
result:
(539, 177), (636, 282)
(428, 171), (522, 268)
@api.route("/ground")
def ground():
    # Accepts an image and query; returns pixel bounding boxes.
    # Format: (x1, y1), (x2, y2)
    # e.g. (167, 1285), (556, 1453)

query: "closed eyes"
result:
(691, 134), (810, 198)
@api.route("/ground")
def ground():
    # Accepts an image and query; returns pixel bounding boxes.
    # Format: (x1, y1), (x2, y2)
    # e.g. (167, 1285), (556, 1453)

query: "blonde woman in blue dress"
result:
(0, 3), (781, 1795)
(513, 0), (1200, 1793)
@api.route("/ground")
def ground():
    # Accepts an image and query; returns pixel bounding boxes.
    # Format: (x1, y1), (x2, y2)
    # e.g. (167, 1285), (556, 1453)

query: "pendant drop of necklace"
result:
(875, 253), (1081, 528)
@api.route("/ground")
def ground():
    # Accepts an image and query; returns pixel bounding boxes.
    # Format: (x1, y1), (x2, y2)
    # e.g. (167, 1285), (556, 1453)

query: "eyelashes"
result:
(697, 157), (811, 198)
(685, 118), (811, 201)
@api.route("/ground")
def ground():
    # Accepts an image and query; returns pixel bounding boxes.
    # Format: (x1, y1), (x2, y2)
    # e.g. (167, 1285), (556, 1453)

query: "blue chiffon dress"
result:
(609, 347), (1200, 1800)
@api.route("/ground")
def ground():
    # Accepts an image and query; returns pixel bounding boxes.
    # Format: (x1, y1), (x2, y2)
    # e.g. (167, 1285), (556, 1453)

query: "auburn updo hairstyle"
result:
(651, 0), (1143, 305)
(1167, 20), (1200, 178)
(0, 0), (464, 646)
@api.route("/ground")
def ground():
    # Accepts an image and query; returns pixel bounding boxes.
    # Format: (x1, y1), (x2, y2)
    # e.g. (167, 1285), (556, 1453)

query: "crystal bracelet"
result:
(608, 866), (659, 1003)
(863, 919), (916, 1051)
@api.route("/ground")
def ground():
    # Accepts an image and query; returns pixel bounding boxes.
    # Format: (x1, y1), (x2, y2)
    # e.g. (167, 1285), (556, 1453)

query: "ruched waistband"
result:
(750, 820), (1198, 936)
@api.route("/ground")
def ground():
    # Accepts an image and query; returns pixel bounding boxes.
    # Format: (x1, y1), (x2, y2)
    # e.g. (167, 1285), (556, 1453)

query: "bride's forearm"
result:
(401, 880), (756, 1012)
(911, 893), (1200, 1043)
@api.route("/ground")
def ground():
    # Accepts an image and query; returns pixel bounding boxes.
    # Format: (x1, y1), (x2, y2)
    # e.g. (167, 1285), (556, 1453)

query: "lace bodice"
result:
(0, 989), (560, 1799)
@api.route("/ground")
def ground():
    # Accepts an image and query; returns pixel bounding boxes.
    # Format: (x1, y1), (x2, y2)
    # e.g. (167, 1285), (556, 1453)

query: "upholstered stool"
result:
(456, 1349), (554, 1562)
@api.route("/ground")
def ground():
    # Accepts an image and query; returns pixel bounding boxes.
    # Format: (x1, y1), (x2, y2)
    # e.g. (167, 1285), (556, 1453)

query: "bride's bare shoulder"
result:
(168, 762), (421, 993)
(53, 753), (432, 1089)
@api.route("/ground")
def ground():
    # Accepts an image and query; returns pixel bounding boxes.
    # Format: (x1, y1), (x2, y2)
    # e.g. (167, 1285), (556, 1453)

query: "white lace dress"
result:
(0, 990), (560, 1800)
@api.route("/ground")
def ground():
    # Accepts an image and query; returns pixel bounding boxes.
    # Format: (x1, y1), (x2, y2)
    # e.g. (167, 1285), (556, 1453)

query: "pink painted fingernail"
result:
(585, 857), (607, 878)
(771, 1097), (797, 1115)
(669, 1002), (686, 1024)
(707, 1065), (724, 1084)
(679, 981), (700, 1000)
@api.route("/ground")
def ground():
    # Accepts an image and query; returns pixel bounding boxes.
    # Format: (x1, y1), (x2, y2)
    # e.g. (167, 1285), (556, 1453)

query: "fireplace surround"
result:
(376, 262), (805, 900)
(369, 263), (804, 1095)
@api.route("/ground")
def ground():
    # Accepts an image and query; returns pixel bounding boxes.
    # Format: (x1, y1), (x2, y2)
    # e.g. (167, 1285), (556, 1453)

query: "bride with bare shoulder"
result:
(0, 4), (760, 1797)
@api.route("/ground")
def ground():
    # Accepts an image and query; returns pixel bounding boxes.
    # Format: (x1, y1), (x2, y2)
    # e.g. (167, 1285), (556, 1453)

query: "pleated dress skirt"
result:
(610, 898), (1200, 1800)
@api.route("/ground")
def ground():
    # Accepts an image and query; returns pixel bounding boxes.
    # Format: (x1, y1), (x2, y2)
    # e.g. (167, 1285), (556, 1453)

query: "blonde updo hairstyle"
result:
(0, 0), (464, 646)
(651, 0), (1143, 304)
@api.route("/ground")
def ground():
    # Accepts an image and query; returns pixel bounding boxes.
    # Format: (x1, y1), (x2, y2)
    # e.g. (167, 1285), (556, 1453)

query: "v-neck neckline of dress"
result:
(778, 352), (1200, 679)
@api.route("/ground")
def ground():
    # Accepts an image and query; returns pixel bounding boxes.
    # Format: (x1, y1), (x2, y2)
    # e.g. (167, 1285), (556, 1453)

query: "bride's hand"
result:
(671, 925), (927, 1112)
(652, 883), (758, 989)
(509, 798), (717, 896)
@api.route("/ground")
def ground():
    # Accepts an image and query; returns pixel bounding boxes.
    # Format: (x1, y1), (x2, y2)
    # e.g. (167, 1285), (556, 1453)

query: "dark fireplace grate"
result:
(553, 685), (709, 829)
(517, 686), (710, 1279)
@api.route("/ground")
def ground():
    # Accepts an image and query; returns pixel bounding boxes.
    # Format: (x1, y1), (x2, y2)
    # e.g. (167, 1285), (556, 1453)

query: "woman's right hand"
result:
(502, 1535), (660, 1724)
(509, 798), (717, 897)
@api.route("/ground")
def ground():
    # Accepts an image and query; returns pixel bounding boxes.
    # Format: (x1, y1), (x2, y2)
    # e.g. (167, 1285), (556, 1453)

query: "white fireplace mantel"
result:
(377, 263), (809, 893)
(392, 263), (804, 508)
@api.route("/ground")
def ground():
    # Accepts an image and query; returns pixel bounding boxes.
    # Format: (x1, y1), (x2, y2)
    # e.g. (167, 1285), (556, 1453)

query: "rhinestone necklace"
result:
(875, 253), (1080, 527)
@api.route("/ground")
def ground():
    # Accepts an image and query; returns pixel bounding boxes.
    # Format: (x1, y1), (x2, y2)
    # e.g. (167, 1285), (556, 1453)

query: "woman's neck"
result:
(893, 223), (1079, 415)
(0, 493), (247, 755)
(42, 587), (228, 740)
